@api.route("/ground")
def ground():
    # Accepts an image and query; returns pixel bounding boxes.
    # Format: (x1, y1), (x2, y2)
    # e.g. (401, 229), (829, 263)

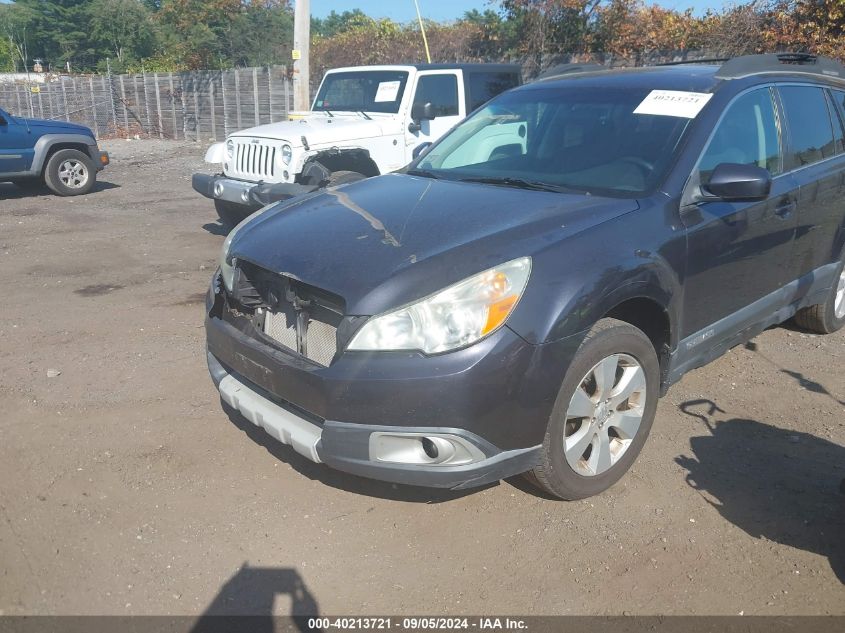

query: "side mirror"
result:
(702, 163), (772, 201)
(411, 102), (435, 122)
(412, 142), (432, 160)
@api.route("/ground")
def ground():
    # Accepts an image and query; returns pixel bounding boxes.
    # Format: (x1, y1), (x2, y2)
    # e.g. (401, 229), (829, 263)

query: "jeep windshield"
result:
(313, 70), (409, 114)
(412, 86), (694, 197)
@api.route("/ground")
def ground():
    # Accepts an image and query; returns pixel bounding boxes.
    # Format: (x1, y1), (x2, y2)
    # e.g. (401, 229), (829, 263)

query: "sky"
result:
(310, 0), (727, 22)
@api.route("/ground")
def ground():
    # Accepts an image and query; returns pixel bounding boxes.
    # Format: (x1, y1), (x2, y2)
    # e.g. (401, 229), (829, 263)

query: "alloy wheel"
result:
(563, 353), (647, 477)
(58, 159), (89, 189)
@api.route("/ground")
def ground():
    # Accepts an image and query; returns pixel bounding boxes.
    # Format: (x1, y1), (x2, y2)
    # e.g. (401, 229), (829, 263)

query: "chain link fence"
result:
(0, 65), (294, 141)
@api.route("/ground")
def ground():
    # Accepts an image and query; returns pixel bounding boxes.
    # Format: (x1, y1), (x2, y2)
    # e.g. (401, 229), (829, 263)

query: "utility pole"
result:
(292, 0), (310, 112)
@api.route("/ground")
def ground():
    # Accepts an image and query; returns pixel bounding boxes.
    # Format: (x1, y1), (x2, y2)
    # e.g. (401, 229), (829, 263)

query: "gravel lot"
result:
(0, 139), (843, 617)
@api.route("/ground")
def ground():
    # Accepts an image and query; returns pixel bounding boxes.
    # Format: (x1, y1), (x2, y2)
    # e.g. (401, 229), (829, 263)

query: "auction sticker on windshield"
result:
(633, 90), (713, 118)
(374, 81), (401, 102)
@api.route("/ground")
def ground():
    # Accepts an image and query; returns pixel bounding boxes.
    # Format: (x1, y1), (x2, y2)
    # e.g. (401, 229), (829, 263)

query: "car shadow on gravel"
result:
(676, 398), (845, 583)
(190, 563), (317, 632)
(221, 402), (492, 503)
(0, 180), (119, 200)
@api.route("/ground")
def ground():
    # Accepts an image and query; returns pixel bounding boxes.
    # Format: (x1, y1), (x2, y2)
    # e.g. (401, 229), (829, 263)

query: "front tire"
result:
(214, 199), (250, 229)
(793, 259), (845, 334)
(326, 170), (366, 187)
(44, 149), (96, 196)
(529, 318), (660, 500)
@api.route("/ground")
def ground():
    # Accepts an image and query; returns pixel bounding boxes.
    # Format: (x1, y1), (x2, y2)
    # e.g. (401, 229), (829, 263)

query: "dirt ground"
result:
(0, 139), (843, 617)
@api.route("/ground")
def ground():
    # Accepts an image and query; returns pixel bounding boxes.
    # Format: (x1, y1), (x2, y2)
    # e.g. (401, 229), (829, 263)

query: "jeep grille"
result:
(229, 138), (277, 181)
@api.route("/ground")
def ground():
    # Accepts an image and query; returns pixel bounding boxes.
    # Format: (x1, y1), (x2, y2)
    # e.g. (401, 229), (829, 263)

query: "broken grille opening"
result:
(229, 260), (344, 367)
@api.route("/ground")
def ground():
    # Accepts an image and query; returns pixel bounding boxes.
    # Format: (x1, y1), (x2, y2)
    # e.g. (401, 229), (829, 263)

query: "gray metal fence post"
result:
(168, 72), (178, 140)
(119, 75), (129, 131)
(61, 79), (69, 121)
(234, 68), (242, 130)
(89, 77), (99, 137)
(209, 78), (216, 141)
(253, 67), (260, 126)
(221, 71), (229, 138)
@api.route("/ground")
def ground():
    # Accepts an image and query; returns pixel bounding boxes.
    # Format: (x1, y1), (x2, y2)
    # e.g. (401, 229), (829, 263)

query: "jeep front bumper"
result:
(192, 173), (318, 209)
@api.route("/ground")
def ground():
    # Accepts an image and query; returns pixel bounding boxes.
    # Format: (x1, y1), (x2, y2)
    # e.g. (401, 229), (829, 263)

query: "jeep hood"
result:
(230, 114), (392, 148)
(230, 174), (639, 315)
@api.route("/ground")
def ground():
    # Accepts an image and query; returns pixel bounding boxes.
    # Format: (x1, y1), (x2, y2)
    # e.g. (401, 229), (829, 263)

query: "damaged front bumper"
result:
(202, 277), (572, 490)
(192, 173), (319, 210)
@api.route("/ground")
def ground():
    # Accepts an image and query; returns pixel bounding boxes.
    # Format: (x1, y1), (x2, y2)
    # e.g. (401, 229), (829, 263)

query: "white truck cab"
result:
(192, 63), (521, 225)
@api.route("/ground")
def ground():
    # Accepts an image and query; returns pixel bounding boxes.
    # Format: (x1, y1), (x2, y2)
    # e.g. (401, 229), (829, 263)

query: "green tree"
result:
(89, 0), (158, 71)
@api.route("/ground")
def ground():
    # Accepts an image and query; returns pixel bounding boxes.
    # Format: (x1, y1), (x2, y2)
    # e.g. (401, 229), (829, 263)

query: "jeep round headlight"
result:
(348, 257), (531, 354)
(225, 139), (234, 161)
(280, 144), (292, 165)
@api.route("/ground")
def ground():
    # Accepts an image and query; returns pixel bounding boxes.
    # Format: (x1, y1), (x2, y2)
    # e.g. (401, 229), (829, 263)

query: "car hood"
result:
(230, 174), (639, 315)
(19, 117), (94, 135)
(229, 114), (389, 148)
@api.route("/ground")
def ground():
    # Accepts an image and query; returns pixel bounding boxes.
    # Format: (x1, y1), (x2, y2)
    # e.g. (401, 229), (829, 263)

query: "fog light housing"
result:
(241, 190), (250, 203)
(213, 182), (224, 197)
(369, 432), (486, 466)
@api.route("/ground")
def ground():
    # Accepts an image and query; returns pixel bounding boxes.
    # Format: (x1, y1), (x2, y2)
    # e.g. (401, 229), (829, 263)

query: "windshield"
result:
(413, 86), (694, 196)
(313, 70), (409, 114)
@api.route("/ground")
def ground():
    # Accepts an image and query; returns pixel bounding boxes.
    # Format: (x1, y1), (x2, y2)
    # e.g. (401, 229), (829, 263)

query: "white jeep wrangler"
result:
(192, 63), (521, 225)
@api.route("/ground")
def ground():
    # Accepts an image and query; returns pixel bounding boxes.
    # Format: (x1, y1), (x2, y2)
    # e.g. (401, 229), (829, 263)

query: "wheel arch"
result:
(32, 134), (97, 175)
(601, 293), (674, 391)
(307, 148), (380, 179)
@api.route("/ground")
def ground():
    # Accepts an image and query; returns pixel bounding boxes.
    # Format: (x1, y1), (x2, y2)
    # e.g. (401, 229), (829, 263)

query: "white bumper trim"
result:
(217, 374), (322, 463)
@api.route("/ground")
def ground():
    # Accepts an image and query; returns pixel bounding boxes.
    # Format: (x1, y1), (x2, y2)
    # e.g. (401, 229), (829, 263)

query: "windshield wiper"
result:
(406, 168), (440, 179)
(358, 110), (372, 120)
(458, 176), (567, 193)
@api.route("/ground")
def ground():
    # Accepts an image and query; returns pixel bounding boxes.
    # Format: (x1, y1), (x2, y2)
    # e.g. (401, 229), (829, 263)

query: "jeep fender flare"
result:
(31, 134), (99, 175)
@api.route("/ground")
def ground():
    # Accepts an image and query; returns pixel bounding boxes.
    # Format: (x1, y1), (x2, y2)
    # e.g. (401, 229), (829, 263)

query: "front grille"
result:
(228, 138), (277, 181)
(229, 261), (343, 368)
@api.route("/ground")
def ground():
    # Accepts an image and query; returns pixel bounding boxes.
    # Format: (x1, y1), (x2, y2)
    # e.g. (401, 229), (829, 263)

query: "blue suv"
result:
(205, 53), (845, 499)
(0, 106), (109, 196)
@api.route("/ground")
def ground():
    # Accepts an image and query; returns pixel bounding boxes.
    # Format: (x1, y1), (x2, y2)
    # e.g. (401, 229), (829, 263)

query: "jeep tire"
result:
(214, 199), (250, 230)
(326, 170), (366, 187)
(528, 318), (660, 500)
(44, 149), (96, 196)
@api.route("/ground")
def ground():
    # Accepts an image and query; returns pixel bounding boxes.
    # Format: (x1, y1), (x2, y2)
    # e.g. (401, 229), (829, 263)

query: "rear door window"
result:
(827, 89), (845, 155)
(467, 72), (520, 112)
(698, 88), (782, 182)
(779, 85), (837, 167)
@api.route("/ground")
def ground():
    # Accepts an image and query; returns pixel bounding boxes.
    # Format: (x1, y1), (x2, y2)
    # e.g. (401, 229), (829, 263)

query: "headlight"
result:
(280, 144), (292, 165)
(225, 139), (234, 161)
(219, 206), (276, 291)
(348, 257), (531, 354)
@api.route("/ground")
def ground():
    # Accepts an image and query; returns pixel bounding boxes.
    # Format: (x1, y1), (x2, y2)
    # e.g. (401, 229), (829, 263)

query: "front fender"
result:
(31, 134), (99, 173)
(507, 200), (684, 348)
(205, 142), (226, 164)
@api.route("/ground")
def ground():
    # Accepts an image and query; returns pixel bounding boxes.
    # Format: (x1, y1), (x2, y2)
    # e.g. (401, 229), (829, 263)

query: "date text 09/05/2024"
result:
(306, 618), (529, 630)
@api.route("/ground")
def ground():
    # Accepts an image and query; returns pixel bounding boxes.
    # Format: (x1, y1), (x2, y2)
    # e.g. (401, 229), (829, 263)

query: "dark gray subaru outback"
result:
(205, 54), (845, 499)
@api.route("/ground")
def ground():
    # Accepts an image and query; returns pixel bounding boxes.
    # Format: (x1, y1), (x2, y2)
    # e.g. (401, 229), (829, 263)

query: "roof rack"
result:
(656, 58), (729, 66)
(715, 52), (845, 80)
(535, 63), (606, 81)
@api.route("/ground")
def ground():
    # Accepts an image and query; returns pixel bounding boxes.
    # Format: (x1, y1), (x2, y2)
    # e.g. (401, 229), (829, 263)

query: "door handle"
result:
(774, 197), (795, 218)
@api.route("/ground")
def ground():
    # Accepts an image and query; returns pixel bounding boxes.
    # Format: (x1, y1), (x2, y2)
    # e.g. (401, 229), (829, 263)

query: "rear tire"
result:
(529, 318), (660, 500)
(214, 199), (250, 230)
(44, 149), (96, 196)
(793, 259), (845, 334)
